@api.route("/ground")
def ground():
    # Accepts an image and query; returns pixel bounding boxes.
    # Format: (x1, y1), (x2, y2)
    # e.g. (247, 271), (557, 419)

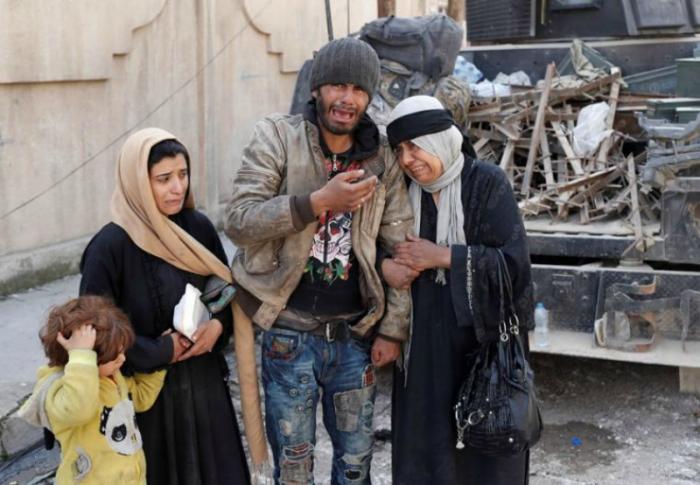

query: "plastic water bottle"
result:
(534, 302), (550, 348)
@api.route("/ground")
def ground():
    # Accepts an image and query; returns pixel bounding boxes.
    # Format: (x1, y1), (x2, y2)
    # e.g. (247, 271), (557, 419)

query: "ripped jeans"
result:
(262, 327), (376, 485)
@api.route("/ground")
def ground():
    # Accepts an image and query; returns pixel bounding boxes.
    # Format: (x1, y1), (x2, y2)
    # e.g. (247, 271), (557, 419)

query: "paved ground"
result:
(1, 236), (699, 484)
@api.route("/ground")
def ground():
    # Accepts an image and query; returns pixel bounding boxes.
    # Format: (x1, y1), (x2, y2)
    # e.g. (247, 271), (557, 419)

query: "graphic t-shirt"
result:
(286, 154), (365, 317)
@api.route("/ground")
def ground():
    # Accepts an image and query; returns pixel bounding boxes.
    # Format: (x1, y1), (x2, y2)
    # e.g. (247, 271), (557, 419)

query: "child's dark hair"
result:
(40, 296), (135, 366)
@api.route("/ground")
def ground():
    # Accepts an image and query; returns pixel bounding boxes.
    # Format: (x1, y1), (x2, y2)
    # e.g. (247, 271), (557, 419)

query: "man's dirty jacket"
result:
(224, 107), (413, 341)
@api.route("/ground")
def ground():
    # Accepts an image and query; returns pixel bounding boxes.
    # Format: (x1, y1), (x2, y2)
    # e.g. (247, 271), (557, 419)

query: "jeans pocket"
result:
(263, 330), (303, 361)
(348, 336), (372, 354)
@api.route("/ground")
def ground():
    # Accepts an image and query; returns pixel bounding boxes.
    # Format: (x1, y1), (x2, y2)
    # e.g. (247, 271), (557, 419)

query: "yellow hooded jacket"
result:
(21, 349), (165, 484)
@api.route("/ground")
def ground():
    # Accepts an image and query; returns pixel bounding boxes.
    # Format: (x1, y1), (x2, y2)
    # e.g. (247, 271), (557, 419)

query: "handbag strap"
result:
(495, 250), (508, 342)
(496, 249), (519, 336)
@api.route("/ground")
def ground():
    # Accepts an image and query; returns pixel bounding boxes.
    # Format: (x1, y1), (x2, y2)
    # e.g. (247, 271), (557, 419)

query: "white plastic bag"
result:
(173, 283), (209, 340)
(493, 70), (532, 86)
(470, 80), (511, 99)
(453, 55), (483, 84)
(572, 102), (613, 157)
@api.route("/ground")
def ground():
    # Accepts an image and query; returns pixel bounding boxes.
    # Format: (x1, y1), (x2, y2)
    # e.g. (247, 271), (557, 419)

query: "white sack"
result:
(573, 102), (614, 157)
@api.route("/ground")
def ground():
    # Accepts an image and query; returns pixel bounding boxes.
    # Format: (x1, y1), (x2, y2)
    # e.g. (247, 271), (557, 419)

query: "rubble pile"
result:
(466, 62), (662, 249)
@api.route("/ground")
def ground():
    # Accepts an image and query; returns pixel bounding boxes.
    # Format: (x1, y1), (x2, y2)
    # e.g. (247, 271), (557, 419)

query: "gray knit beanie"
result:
(310, 37), (380, 97)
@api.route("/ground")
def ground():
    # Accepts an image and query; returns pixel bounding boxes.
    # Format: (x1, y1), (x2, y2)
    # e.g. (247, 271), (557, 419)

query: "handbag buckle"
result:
(467, 409), (485, 426)
(499, 320), (509, 342)
(509, 315), (520, 335)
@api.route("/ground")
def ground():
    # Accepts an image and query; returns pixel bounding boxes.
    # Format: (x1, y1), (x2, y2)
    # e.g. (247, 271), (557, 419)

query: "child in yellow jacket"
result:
(19, 296), (166, 485)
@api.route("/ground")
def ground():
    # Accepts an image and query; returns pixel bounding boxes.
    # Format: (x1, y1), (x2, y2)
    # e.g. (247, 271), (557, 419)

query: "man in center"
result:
(225, 38), (414, 484)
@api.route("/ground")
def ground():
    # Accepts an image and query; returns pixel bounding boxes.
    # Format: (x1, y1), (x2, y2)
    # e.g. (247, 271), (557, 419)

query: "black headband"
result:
(386, 109), (455, 148)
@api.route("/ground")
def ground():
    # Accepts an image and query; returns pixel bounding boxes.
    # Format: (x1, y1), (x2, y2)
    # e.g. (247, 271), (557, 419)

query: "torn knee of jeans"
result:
(341, 451), (371, 482)
(280, 442), (314, 484)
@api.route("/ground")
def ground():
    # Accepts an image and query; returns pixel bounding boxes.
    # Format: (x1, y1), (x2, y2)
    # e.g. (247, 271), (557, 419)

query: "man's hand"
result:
(57, 324), (96, 352)
(178, 319), (224, 361)
(381, 258), (419, 290)
(393, 234), (451, 272)
(371, 335), (401, 367)
(310, 169), (378, 215)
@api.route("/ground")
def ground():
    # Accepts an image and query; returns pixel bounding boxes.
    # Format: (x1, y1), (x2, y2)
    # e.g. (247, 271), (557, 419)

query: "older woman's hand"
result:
(394, 234), (451, 272)
(178, 319), (224, 361)
(163, 329), (192, 363)
(381, 258), (420, 289)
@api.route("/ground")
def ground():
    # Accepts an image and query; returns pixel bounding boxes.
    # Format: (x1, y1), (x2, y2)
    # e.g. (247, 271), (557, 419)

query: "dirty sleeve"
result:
(376, 150), (414, 341)
(224, 117), (307, 248)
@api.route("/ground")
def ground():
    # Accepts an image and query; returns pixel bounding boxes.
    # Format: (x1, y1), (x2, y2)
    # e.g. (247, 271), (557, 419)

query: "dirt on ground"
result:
(2, 351), (699, 484)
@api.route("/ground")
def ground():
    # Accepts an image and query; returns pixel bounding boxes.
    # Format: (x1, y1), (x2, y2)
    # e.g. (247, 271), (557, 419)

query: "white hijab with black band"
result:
(387, 95), (466, 284)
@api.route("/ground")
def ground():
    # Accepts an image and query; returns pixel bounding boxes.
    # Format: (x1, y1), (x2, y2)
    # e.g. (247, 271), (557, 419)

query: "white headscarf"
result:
(388, 96), (466, 284)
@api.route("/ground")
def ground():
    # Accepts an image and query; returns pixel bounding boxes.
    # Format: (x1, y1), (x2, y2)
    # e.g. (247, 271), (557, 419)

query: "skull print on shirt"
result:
(305, 158), (361, 284)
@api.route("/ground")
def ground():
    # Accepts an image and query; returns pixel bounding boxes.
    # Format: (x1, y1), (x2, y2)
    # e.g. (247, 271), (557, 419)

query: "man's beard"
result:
(315, 96), (364, 135)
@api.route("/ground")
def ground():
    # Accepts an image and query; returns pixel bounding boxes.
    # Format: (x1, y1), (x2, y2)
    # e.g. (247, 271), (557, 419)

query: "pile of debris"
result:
(466, 59), (662, 250)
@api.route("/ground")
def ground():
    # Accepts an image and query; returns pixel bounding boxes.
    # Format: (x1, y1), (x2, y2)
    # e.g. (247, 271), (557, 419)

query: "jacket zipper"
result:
(323, 154), (339, 265)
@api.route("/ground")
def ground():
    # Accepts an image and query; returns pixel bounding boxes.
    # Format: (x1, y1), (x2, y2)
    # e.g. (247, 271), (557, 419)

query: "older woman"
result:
(382, 96), (535, 484)
(79, 128), (250, 484)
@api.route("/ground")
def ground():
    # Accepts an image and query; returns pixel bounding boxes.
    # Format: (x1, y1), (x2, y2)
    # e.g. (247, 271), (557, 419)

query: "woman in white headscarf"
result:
(383, 96), (534, 484)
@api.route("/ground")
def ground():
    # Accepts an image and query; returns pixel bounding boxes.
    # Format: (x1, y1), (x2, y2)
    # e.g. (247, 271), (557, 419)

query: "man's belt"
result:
(275, 314), (363, 343)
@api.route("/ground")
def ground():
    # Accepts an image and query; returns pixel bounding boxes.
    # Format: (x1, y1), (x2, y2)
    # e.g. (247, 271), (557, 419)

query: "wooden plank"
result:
(494, 123), (521, 141)
(471, 128), (506, 142)
(519, 166), (620, 216)
(540, 132), (555, 188)
(549, 73), (618, 103)
(564, 104), (576, 134)
(544, 112), (579, 122)
(521, 63), (556, 197)
(551, 121), (585, 175)
(499, 139), (516, 176)
(469, 100), (503, 114)
(504, 104), (538, 124)
(473, 137), (490, 152)
(595, 68), (622, 169)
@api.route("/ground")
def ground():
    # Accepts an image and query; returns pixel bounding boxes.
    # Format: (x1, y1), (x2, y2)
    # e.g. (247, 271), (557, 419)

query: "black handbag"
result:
(454, 249), (543, 456)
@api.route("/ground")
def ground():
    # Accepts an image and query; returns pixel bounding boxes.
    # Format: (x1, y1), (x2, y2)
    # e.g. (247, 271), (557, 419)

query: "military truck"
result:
(463, 0), (700, 392)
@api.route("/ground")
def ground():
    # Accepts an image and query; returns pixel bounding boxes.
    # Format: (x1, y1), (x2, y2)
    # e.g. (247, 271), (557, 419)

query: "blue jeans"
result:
(262, 327), (376, 485)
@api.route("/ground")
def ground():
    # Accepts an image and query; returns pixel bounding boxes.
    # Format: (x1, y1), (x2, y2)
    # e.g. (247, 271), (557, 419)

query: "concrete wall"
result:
(0, 0), (429, 294)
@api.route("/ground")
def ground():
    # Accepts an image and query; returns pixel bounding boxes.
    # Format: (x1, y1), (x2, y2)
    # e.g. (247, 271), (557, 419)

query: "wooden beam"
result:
(473, 137), (490, 153)
(540, 132), (555, 188)
(494, 123), (521, 141)
(551, 121), (585, 175)
(522, 63), (556, 197)
(595, 68), (622, 169)
(499, 139), (516, 179)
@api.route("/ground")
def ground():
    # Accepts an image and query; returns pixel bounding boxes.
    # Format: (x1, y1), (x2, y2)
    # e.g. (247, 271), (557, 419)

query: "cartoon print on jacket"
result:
(99, 398), (142, 456)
